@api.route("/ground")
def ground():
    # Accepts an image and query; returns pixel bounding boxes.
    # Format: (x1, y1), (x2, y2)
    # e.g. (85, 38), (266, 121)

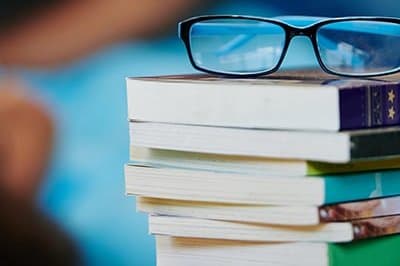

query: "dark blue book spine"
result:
(339, 83), (400, 130)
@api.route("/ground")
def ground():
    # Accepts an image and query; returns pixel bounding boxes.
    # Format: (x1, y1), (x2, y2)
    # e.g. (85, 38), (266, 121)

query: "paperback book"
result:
(130, 121), (400, 163)
(156, 235), (400, 266)
(125, 163), (400, 206)
(149, 214), (400, 242)
(127, 73), (400, 131)
(130, 146), (400, 176)
(137, 195), (400, 226)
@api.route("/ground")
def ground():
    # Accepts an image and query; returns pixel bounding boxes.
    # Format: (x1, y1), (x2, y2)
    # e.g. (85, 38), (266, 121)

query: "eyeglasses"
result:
(178, 15), (400, 77)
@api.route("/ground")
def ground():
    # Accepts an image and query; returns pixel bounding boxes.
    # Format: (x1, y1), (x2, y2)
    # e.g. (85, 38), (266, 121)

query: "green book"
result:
(156, 235), (400, 266)
(130, 146), (400, 176)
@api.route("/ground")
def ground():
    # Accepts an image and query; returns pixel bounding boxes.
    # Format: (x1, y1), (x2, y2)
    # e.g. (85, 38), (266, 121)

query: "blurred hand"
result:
(0, 0), (202, 67)
(0, 79), (53, 201)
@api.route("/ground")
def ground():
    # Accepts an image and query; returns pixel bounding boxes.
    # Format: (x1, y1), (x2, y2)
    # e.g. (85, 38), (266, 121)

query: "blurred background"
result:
(1, 0), (399, 265)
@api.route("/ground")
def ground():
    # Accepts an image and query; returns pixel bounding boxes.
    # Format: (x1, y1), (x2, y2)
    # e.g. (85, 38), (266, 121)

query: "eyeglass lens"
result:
(189, 18), (286, 74)
(188, 18), (400, 76)
(317, 20), (400, 76)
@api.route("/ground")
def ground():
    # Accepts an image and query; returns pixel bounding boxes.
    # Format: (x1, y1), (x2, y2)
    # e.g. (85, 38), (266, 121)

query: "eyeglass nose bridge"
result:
(287, 26), (315, 39)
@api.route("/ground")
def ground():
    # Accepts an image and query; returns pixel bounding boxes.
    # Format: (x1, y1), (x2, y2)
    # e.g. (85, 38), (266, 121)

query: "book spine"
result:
(319, 196), (400, 223)
(329, 235), (400, 266)
(340, 83), (400, 130)
(324, 170), (400, 204)
(306, 157), (400, 176)
(350, 129), (400, 159)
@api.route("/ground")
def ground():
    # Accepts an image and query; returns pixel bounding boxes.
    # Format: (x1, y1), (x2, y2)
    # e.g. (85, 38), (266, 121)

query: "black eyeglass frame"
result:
(178, 15), (400, 78)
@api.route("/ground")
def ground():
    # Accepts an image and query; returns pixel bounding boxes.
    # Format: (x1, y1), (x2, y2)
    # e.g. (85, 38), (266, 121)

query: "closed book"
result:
(149, 214), (400, 242)
(130, 146), (400, 176)
(156, 235), (400, 266)
(126, 73), (400, 131)
(137, 196), (400, 226)
(125, 164), (400, 206)
(130, 121), (400, 163)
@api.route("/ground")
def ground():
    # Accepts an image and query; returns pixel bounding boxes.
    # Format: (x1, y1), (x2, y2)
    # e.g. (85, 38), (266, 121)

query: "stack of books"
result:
(125, 71), (400, 266)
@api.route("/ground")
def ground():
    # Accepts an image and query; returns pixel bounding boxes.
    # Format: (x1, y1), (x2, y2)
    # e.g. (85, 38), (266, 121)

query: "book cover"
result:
(320, 196), (400, 222)
(329, 234), (400, 266)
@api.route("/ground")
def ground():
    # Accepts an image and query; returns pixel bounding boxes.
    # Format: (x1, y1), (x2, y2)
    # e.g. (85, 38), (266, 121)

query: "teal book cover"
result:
(324, 170), (400, 204)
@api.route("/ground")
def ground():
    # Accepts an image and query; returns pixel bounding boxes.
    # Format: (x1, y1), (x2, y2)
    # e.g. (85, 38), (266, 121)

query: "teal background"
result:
(16, 1), (400, 265)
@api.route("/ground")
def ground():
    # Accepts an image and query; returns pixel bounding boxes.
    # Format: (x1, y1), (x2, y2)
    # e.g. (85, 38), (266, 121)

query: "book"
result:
(130, 146), (400, 176)
(126, 73), (400, 131)
(125, 163), (400, 206)
(156, 235), (400, 266)
(137, 195), (400, 226)
(149, 214), (400, 242)
(130, 121), (400, 163)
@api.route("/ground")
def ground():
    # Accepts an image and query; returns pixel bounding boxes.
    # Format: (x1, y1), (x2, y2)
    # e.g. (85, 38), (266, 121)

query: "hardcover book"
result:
(127, 73), (400, 131)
